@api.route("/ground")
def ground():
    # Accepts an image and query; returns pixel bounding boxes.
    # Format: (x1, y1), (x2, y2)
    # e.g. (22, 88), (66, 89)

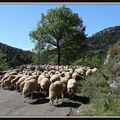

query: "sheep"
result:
(37, 73), (47, 84)
(60, 76), (69, 84)
(68, 68), (74, 74)
(49, 81), (64, 105)
(9, 70), (19, 75)
(72, 72), (82, 81)
(1, 71), (11, 82)
(75, 68), (86, 75)
(40, 77), (50, 95)
(19, 75), (39, 92)
(2, 75), (16, 90)
(15, 75), (28, 91)
(55, 71), (60, 75)
(85, 68), (93, 76)
(60, 72), (65, 77)
(67, 79), (77, 98)
(86, 67), (97, 76)
(11, 74), (23, 89)
(22, 79), (41, 102)
(1, 70), (18, 85)
(64, 72), (72, 80)
(60, 77), (69, 94)
(50, 74), (60, 83)
(91, 67), (98, 73)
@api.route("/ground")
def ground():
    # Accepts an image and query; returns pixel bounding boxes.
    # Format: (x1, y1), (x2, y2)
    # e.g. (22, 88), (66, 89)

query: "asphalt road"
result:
(0, 88), (83, 117)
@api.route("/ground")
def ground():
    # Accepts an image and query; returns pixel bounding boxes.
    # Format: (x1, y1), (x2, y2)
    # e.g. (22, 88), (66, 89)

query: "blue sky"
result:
(0, 4), (120, 51)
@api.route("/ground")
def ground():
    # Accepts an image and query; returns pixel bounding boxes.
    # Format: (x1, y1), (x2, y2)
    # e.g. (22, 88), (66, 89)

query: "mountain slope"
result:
(0, 42), (32, 68)
(74, 26), (120, 66)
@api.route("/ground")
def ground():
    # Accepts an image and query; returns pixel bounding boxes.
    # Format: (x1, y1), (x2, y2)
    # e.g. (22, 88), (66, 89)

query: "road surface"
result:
(0, 89), (82, 117)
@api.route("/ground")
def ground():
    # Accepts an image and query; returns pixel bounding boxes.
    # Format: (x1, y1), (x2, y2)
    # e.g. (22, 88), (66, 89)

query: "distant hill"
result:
(74, 26), (120, 66)
(88, 26), (120, 49)
(0, 42), (32, 68)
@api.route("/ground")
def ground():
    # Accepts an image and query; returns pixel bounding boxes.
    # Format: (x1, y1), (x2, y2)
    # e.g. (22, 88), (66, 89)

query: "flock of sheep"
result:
(0, 65), (97, 105)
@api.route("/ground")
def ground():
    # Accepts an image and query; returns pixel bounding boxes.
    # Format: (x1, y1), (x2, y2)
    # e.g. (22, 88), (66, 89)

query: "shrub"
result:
(0, 50), (9, 70)
(79, 70), (109, 98)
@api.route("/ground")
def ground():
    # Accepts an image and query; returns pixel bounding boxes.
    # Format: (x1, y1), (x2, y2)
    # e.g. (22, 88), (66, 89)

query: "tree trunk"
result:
(57, 46), (60, 65)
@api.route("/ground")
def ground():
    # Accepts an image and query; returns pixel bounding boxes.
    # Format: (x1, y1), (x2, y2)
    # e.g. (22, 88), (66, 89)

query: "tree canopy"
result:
(30, 5), (86, 65)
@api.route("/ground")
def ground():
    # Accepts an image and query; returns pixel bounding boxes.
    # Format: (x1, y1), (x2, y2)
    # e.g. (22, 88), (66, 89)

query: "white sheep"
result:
(64, 72), (72, 79)
(19, 75), (39, 92)
(11, 74), (23, 88)
(75, 68), (86, 75)
(86, 67), (97, 76)
(60, 77), (69, 94)
(1, 71), (11, 82)
(85, 69), (93, 76)
(38, 73), (47, 84)
(91, 67), (98, 73)
(40, 77), (50, 95)
(2, 75), (16, 90)
(49, 81), (64, 105)
(16, 75), (28, 91)
(50, 74), (60, 83)
(72, 72), (82, 81)
(67, 79), (77, 97)
(22, 79), (41, 102)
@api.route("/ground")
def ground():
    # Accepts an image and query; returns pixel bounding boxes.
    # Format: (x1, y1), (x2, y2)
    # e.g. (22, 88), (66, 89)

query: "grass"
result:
(79, 94), (120, 116)
(76, 66), (120, 116)
(73, 40), (120, 116)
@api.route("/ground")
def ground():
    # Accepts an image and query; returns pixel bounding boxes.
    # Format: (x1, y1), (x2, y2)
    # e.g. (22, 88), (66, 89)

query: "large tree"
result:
(29, 5), (86, 65)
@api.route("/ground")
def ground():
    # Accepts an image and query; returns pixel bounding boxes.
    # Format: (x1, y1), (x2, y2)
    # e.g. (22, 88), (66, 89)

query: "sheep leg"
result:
(24, 97), (26, 103)
(15, 86), (19, 91)
(1, 83), (5, 89)
(55, 98), (58, 104)
(30, 92), (34, 100)
(49, 99), (54, 105)
(61, 93), (64, 100)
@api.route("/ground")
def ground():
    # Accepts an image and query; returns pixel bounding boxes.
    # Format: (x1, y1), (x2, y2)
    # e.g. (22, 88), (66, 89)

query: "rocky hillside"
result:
(74, 26), (120, 66)
(88, 26), (120, 49)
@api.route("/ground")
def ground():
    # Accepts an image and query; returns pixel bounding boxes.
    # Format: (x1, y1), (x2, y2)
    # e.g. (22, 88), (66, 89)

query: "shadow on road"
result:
(29, 92), (49, 105)
(55, 101), (81, 108)
(32, 92), (46, 99)
(29, 92), (90, 107)
(55, 95), (90, 108)
(30, 98), (49, 105)
(70, 95), (90, 104)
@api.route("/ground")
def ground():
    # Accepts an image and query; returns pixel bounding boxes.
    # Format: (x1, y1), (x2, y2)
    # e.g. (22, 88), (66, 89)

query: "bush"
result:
(0, 50), (9, 70)
(79, 70), (109, 98)
(79, 94), (120, 116)
(73, 51), (103, 67)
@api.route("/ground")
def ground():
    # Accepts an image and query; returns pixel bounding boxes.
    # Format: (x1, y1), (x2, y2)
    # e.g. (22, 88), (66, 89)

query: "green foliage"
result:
(78, 68), (120, 116)
(81, 72), (108, 98)
(79, 95), (120, 116)
(30, 5), (86, 65)
(0, 50), (8, 70)
(73, 49), (103, 67)
(79, 71), (109, 98)
(32, 42), (45, 65)
(74, 26), (120, 67)
(0, 42), (32, 68)
(77, 39), (120, 116)
(105, 40), (120, 76)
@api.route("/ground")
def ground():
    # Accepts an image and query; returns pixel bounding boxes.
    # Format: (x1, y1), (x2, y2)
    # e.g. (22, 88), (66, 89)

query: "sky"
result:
(0, 3), (120, 51)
